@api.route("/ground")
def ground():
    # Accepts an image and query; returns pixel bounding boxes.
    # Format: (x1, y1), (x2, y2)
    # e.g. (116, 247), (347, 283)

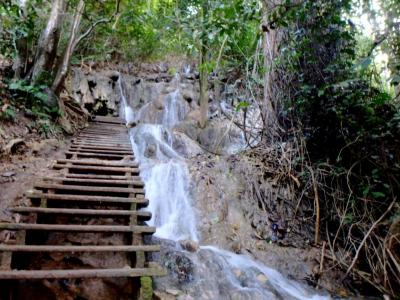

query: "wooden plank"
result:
(53, 164), (139, 173)
(0, 266), (166, 279)
(76, 136), (130, 141)
(10, 207), (151, 218)
(34, 183), (144, 194)
(0, 223), (156, 233)
(41, 177), (144, 187)
(70, 145), (133, 152)
(93, 116), (126, 124)
(65, 152), (132, 159)
(26, 192), (148, 205)
(72, 139), (131, 145)
(0, 245), (160, 252)
(65, 174), (138, 180)
(68, 149), (133, 155)
(71, 143), (132, 149)
(55, 159), (138, 167)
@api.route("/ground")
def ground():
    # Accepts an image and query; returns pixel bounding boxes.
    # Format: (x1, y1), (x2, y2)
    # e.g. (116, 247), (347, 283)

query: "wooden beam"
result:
(41, 177), (144, 187)
(26, 192), (148, 205)
(52, 164), (139, 173)
(34, 183), (144, 194)
(55, 159), (138, 167)
(10, 207), (151, 218)
(0, 266), (166, 279)
(0, 223), (156, 233)
(0, 245), (160, 252)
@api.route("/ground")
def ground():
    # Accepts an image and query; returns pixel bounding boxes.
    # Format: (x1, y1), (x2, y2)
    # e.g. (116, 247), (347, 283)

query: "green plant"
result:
(0, 103), (17, 121)
(8, 79), (59, 119)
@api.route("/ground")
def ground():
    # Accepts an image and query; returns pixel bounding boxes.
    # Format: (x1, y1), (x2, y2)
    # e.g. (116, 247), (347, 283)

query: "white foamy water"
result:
(118, 73), (330, 300)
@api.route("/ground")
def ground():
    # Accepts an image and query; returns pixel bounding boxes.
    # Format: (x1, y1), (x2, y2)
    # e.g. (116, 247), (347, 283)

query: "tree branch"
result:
(74, 0), (121, 48)
(344, 199), (396, 277)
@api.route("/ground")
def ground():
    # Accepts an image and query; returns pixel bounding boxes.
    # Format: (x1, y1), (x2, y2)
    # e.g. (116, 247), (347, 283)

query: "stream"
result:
(118, 73), (330, 300)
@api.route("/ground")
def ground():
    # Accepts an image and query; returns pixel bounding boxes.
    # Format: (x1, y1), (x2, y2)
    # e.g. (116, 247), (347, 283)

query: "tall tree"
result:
(30, 0), (66, 83)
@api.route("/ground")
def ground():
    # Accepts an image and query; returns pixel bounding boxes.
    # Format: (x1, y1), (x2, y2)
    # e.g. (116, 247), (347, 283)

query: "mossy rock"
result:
(139, 276), (153, 300)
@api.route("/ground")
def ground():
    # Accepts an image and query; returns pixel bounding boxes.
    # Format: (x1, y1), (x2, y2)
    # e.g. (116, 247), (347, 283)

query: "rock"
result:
(163, 251), (194, 283)
(233, 268), (242, 278)
(230, 241), (242, 254)
(256, 274), (268, 284)
(126, 121), (137, 128)
(2, 171), (16, 177)
(3, 138), (25, 154)
(179, 240), (199, 252)
(154, 291), (176, 300)
(182, 90), (195, 104)
(166, 289), (181, 296)
(144, 144), (157, 158)
(154, 95), (165, 110)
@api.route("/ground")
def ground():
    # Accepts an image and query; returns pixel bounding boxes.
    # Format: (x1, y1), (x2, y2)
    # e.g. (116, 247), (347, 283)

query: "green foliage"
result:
(8, 80), (59, 119)
(0, 103), (17, 121)
(0, 0), (45, 58)
(268, 1), (399, 295)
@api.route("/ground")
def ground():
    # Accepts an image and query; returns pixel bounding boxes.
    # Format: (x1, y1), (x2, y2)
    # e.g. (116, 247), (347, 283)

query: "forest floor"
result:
(0, 113), (70, 223)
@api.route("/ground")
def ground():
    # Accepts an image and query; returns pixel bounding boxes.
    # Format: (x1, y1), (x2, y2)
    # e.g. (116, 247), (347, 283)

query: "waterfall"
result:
(117, 73), (330, 300)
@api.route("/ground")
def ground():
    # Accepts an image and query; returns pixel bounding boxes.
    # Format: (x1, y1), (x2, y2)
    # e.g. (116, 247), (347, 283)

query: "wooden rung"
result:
(65, 152), (132, 159)
(10, 207), (151, 219)
(53, 164), (139, 173)
(65, 174), (138, 180)
(0, 245), (160, 252)
(70, 146), (133, 152)
(72, 141), (131, 146)
(68, 149), (133, 155)
(80, 132), (126, 135)
(0, 223), (156, 233)
(41, 177), (145, 187)
(55, 159), (138, 167)
(76, 136), (129, 141)
(34, 183), (144, 194)
(72, 141), (132, 147)
(93, 116), (126, 124)
(26, 192), (148, 205)
(0, 266), (166, 279)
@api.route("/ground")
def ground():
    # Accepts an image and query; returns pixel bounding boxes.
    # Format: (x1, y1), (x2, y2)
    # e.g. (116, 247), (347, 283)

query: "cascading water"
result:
(118, 74), (330, 299)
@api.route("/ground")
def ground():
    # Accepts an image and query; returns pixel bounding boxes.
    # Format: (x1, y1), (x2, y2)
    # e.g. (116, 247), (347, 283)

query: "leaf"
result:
(235, 101), (249, 112)
(371, 191), (386, 199)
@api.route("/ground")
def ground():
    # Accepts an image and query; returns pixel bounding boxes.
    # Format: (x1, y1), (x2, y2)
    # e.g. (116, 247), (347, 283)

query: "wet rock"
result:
(179, 240), (199, 253)
(233, 268), (242, 278)
(256, 274), (268, 284)
(230, 241), (242, 254)
(2, 171), (16, 177)
(154, 291), (176, 300)
(163, 251), (194, 283)
(144, 143), (157, 158)
(166, 289), (181, 296)
(126, 120), (137, 128)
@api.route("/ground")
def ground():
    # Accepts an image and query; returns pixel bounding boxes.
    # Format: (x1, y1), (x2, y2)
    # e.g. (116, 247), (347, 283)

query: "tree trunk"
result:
(30, 0), (66, 84)
(12, 0), (29, 79)
(52, 0), (85, 96)
(199, 1), (209, 129)
(261, 1), (283, 140)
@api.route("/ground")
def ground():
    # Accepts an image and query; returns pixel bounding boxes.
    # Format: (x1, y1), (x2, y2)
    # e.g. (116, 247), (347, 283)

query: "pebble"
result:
(256, 274), (268, 284)
(233, 268), (242, 278)
(2, 171), (16, 177)
(166, 289), (181, 296)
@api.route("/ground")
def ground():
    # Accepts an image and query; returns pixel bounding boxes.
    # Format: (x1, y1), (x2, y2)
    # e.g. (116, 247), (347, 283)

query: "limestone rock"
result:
(179, 240), (199, 253)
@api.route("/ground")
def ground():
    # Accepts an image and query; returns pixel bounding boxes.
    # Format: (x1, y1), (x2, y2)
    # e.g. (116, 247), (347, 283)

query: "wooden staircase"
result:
(0, 116), (165, 282)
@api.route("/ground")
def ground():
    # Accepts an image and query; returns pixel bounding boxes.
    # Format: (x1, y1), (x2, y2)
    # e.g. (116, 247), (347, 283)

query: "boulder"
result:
(179, 240), (199, 253)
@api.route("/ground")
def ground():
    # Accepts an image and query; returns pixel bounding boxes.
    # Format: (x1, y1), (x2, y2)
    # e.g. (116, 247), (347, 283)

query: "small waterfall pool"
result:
(118, 74), (330, 300)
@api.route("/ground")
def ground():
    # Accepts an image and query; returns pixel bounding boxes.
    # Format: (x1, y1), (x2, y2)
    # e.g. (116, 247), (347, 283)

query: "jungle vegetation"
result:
(0, 0), (399, 297)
